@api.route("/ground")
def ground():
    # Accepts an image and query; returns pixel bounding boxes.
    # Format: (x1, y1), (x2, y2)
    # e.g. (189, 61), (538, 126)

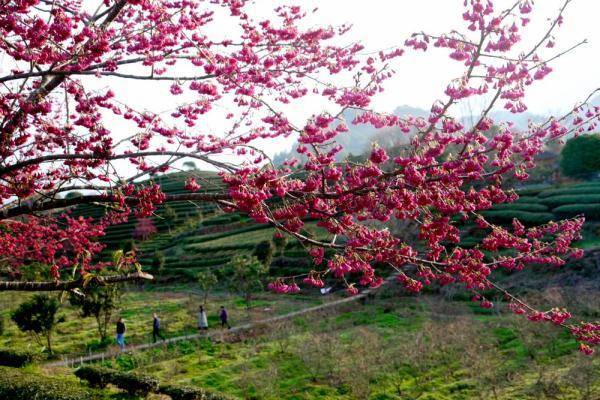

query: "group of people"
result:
(114, 305), (231, 351)
(197, 305), (231, 330)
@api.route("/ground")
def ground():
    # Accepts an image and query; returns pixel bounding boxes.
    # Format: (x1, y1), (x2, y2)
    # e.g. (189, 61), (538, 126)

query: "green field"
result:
(18, 288), (600, 400)
(0, 286), (325, 358)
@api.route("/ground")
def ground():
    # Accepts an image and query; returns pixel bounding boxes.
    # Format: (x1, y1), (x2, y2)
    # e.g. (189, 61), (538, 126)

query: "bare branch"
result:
(0, 271), (154, 291)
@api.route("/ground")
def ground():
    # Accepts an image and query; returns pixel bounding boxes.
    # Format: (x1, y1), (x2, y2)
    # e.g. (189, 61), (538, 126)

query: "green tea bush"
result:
(513, 196), (544, 203)
(553, 204), (600, 219)
(480, 210), (554, 225)
(160, 384), (233, 400)
(0, 349), (38, 367)
(75, 366), (159, 396)
(184, 244), (255, 254)
(516, 186), (551, 196)
(0, 366), (98, 400)
(572, 181), (600, 189)
(490, 203), (548, 212)
(539, 194), (600, 208)
(75, 366), (111, 389)
(270, 256), (311, 275)
(181, 224), (270, 245)
(112, 371), (159, 395)
(202, 214), (242, 226)
(538, 187), (600, 198)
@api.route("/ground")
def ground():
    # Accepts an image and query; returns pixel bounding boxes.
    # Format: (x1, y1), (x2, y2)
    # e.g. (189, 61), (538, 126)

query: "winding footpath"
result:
(47, 274), (397, 368)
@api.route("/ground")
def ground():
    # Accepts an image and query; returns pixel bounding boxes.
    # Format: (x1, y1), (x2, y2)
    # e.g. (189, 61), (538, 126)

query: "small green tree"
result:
(196, 270), (218, 306)
(253, 240), (274, 268)
(64, 191), (83, 199)
(122, 238), (137, 253)
(152, 250), (166, 276)
(69, 284), (121, 342)
(272, 234), (287, 257)
(227, 256), (269, 309)
(183, 161), (197, 170)
(162, 205), (178, 233)
(11, 294), (64, 354)
(560, 134), (600, 178)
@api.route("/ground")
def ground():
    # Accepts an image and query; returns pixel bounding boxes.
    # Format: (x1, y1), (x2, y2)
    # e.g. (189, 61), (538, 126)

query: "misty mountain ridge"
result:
(273, 103), (555, 165)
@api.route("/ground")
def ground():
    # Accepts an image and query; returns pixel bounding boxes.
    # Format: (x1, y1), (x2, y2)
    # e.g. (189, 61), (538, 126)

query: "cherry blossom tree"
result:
(132, 217), (157, 240)
(0, 0), (598, 352)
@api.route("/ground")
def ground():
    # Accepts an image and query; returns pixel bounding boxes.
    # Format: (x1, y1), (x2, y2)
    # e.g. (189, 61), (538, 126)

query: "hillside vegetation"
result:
(70, 174), (600, 281)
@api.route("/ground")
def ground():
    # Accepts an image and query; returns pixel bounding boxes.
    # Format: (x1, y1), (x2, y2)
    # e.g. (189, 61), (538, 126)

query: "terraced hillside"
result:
(75, 174), (600, 280)
(68, 171), (223, 249)
(66, 171), (334, 280)
(462, 181), (600, 248)
(136, 217), (335, 280)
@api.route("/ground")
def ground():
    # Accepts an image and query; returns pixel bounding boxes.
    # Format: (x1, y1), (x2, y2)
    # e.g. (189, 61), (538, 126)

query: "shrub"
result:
(514, 196), (543, 203)
(76, 366), (159, 396)
(0, 366), (97, 400)
(490, 203), (548, 212)
(539, 194), (600, 208)
(538, 187), (600, 198)
(560, 134), (600, 178)
(480, 210), (554, 225)
(113, 371), (159, 395)
(160, 384), (233, 400)
(0, 349), (38, 367)
(75, 367), (111, 389)
(253, 240), (274, 267)
(69, 283), (121, 342)
(11, 294), (64, 354)
(516, 186), (551, 196)
(553, 204), (600, 219)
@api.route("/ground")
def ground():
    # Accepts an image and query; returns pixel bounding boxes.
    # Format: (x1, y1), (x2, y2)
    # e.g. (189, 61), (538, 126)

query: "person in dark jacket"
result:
(219, 306), (231, 329)
(116, 317), (126, 350)
(152, 313), (166, 343)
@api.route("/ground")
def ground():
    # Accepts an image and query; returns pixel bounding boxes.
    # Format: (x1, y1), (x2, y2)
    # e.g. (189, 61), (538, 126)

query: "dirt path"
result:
(47, 275), (397, 368)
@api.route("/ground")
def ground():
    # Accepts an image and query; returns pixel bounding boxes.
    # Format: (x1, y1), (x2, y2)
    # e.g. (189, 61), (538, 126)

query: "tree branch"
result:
(0, 192), (232, 220)
(0, 150), (237, 176)
(0, 271), (154, 291)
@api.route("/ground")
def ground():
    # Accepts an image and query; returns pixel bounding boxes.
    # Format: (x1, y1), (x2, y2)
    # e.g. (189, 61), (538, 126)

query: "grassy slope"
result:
(56, 292), (598, 400)
(0, 287), (326, 358)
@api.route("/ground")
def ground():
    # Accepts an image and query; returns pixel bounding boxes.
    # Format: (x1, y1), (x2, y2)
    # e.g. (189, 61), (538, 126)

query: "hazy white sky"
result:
(103, 0), (600, 120)
(205, 0), (599, 159)
(283, 0), (600, 115)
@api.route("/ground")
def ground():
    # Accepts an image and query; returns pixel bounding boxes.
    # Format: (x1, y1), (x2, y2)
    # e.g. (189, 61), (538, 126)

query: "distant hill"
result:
(273, 104), (547, 166)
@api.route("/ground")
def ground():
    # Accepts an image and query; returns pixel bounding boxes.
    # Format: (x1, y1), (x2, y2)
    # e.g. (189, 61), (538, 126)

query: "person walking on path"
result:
(116, 317), (126, 351)
(219, 306), (231, 329)
(198, 305), (208, 331)
(152, 313), (166, 343)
